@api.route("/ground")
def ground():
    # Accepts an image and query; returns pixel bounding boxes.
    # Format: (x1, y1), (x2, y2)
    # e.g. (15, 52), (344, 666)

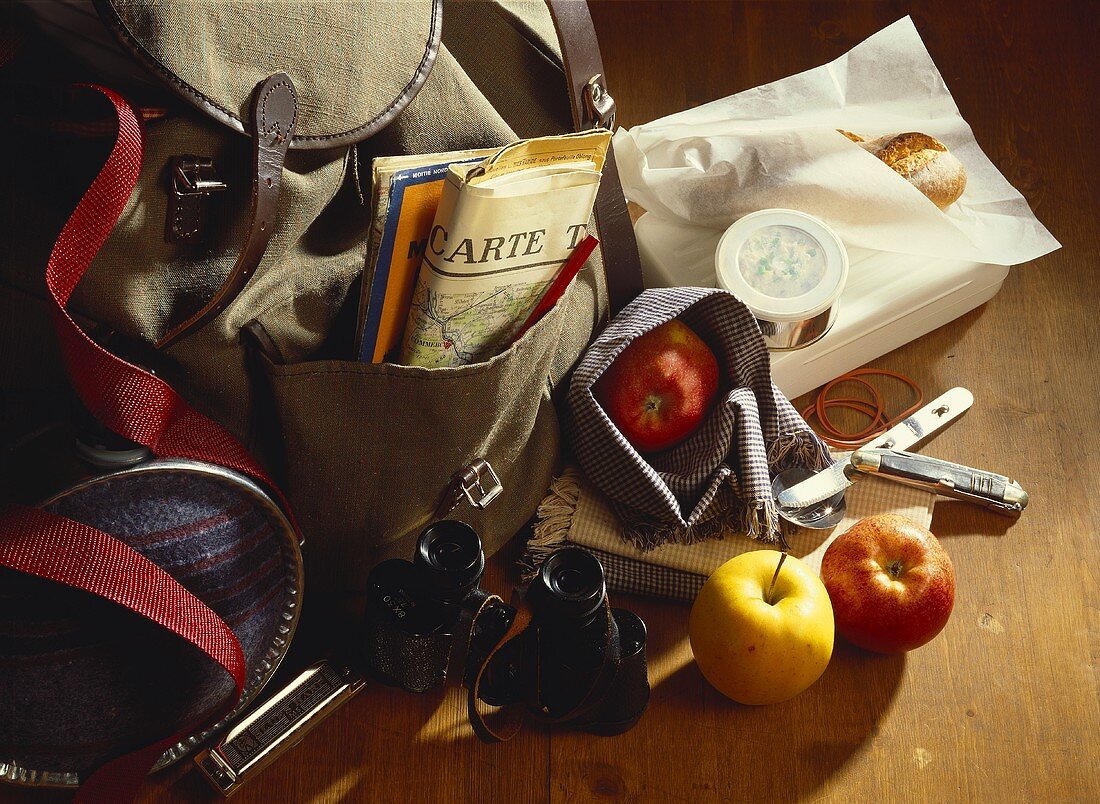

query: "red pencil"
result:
(512, 234), (600, 343)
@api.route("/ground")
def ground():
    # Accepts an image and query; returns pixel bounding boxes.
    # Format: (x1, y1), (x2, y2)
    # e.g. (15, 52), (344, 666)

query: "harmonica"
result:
(195, 661), (365, 796)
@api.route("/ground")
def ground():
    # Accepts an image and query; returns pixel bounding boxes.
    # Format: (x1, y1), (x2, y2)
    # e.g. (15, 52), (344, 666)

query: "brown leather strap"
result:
(468, 596), (533, 743)
(592, 150), (641, 313)
(546, 0), (644, 316)
(156, 73), (297, 349)
(526, 596), (620, 727)
(467, 593), (621, 743)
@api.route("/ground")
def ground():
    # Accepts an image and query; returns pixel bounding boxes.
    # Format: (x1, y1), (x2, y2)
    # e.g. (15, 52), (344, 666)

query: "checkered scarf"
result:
(566, 287), (831, 548)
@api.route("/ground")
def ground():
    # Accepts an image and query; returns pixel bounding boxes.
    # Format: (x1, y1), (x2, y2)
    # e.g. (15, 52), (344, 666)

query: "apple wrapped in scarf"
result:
(594, 320), (719, 453)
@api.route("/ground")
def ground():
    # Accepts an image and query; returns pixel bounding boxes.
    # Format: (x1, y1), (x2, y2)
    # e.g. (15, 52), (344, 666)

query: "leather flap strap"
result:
(546, 0), (644, 316)
(160, 2), (643, 348)
(155, 73), (296, 349)
(91, 0), (441, 149)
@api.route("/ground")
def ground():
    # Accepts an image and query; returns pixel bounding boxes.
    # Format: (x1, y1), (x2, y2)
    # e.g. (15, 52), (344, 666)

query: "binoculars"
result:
(362, 520), (650, 736)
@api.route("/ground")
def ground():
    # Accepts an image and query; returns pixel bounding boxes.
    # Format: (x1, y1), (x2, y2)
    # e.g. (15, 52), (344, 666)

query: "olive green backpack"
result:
(0, 0), (642, 592)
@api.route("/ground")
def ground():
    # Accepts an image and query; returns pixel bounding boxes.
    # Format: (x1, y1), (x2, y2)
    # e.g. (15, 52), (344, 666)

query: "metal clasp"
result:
(435, 458), (503, 519)
(457, 459), (503, 510)
(173, 156), (227, 195)
(167, 156), (227, 242)
(585, 74), (617, 130)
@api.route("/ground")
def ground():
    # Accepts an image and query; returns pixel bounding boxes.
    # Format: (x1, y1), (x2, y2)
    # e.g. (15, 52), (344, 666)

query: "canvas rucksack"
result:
(0, 0), (643, 593)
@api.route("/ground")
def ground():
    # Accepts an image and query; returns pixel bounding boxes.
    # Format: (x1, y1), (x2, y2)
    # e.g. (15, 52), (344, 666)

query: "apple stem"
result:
(767, 552), (787, 605)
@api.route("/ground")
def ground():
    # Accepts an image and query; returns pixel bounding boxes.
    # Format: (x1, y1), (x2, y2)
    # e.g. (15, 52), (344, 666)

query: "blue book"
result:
(358, 154), (489, 363)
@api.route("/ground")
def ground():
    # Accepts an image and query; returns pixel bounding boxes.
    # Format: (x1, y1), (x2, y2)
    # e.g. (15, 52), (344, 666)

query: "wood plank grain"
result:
(566, 1), (1100, 802)
(129, 565), (553, 804)
(3, 2), (1097, 803)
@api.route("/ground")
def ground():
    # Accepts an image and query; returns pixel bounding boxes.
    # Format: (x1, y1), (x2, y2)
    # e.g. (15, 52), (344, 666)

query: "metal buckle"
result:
(173, 156), (227, 195)
(584, 74), (617, 130)
(435, 458), (503, 519)
(458, 459), (503, 509)
(167, 156), (227, 242)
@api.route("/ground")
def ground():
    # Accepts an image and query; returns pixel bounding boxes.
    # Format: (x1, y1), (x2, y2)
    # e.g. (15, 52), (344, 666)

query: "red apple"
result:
(820, 514), (955, 653)
(594, 319), (719, 453)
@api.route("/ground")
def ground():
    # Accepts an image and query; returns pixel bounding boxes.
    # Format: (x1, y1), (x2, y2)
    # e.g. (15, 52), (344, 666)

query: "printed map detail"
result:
(396, 131), (609, 368)
(402, 281), (548, 367)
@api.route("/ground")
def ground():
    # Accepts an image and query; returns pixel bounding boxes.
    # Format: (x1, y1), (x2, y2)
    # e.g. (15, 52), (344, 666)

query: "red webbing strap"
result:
(0, 85), (284, 800)
(45, 85), (293, 514)
(0, 505), (246, 803)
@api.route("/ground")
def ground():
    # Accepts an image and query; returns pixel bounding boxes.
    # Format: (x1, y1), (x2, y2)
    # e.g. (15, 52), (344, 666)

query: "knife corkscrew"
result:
(777, 387), (974, 510)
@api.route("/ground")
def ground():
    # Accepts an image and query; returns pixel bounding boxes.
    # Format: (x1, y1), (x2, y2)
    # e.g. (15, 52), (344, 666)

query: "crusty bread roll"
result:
(838, 130), (967, 209)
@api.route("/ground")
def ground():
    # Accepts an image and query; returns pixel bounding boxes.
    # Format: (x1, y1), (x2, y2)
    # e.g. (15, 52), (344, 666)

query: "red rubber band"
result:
(802, 368), (923, 449)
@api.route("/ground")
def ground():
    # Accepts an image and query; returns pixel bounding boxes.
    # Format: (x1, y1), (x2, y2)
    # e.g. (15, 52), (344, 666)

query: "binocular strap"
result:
(466, 595), (532, 743)
(466, 596), (622, 743)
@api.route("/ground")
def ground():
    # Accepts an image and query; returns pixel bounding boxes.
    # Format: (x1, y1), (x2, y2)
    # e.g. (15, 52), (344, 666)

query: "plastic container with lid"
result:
(716, 209), (849, 350)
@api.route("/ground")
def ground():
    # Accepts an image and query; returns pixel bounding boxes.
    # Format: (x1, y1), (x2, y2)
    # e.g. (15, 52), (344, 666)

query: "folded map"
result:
(398, 130), (612, 368)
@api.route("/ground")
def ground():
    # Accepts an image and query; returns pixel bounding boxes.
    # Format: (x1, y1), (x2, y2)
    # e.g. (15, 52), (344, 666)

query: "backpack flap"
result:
(82, 0), (443, 346)
(93, 0), (443, 149)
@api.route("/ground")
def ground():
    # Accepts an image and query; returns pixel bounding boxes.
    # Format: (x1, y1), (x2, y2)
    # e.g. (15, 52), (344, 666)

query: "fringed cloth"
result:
(522, 467), (937, 601)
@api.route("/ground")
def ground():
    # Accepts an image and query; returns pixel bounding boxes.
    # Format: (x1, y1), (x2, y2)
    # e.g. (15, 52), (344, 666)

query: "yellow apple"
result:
(689, 550), (834, 705)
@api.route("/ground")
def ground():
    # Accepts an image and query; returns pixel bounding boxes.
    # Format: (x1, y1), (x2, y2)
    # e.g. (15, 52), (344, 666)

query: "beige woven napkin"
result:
(526, 465), (935, 601)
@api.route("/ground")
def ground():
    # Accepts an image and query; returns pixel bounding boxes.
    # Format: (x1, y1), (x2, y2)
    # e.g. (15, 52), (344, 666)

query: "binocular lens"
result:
(428, 534), (476, 571)
(552, 566), (588, 596)
(535, 547), (606, 621)
(414, 520), (485, 600)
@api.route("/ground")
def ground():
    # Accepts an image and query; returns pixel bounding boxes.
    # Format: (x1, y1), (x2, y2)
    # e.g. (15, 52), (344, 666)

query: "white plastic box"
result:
(634, 213), (1011, 399)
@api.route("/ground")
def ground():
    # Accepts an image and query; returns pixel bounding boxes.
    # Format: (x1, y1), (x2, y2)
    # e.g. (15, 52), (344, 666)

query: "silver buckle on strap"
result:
(435, 459), (503, 519)
(173, 156), (228, 194)
(585, 74), (617, 130)
(167, 155), (227, 242)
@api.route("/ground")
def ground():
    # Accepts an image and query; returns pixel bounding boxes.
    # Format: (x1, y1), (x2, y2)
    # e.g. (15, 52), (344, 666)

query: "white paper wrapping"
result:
(612, 17), (1059, 267)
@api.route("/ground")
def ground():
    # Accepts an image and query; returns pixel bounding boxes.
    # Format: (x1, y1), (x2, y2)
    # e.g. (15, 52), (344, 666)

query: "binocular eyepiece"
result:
(529, 547), (606, 623)
(362, 522), (649, 737)
(414, 520), (485, 603)
(362, 520), (490, 693)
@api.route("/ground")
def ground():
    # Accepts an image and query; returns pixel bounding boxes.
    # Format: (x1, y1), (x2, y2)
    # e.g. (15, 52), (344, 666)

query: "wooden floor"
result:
(5, 1), (1098, 802)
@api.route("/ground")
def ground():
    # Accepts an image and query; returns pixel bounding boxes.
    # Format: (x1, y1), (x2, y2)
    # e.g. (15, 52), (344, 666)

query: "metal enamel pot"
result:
(0, 459), (303, 789)
(716, 209), (850, 351)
